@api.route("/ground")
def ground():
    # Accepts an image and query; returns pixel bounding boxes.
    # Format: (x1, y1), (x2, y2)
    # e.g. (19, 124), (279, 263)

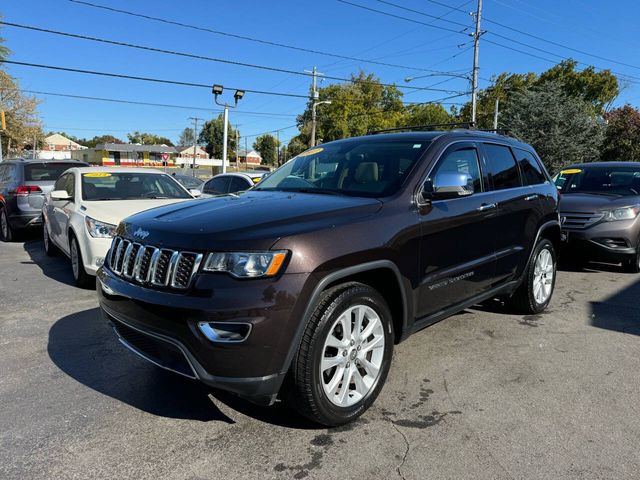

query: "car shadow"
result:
(22, 235), (76, 287)
(558, 259), (626, 274)
(47, 307), (318, 428)
(590, 277), (640, 336)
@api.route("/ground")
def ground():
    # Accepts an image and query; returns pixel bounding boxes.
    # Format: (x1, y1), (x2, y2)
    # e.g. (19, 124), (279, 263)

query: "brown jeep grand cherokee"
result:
(97, 129), (560, 426)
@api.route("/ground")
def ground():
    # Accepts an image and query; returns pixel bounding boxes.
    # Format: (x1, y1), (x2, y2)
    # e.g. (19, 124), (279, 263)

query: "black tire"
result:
(43, 220), (59, 256)
(622, 246), (640, 274)
(0, 207), (13, 242)
(70, 234), (94, 289)
(286, 282), (394, 426)
(510, 239), (557, 314)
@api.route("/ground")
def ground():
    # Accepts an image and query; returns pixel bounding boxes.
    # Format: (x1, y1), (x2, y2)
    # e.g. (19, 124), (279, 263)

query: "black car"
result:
(97, 129), (559, 426)
(0, 158), (87, 241)
(202, 172), (267, 195)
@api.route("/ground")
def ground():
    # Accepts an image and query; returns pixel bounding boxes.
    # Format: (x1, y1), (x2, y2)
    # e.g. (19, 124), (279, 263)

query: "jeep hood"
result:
(119, 191), (383, 250)
(559, 193), (640, 213)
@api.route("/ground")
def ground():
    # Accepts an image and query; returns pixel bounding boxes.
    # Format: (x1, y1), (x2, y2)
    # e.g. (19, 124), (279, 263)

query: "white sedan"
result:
(42, 167), (199, 288)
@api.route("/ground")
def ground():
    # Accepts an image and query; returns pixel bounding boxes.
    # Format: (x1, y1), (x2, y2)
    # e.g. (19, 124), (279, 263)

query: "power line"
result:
(423, 0), (640, 72)
(1, 60), (311, 98)
(372, 0), (470, 29)
(6, 88), (299, 117)
(66, 0), (466, 75)
(0, 21), (466, 95)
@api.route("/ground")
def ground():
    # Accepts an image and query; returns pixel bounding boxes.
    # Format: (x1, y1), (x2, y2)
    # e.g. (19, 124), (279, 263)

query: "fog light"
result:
(96, 257), (105, 267)
(198, 322), (252, 343)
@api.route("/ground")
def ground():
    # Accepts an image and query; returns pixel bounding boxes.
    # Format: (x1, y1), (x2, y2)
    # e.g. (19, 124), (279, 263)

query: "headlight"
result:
(603, 206), (640, 221)
(202, 251), (287, 278)
(85, 216), (117, 238)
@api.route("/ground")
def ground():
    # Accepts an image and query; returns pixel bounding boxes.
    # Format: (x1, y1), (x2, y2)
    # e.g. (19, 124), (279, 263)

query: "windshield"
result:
(255, 140), (430, 197)
(24, 163), (79, 182)
(558, 166), (640, 196)
(81, 172), (192, 200)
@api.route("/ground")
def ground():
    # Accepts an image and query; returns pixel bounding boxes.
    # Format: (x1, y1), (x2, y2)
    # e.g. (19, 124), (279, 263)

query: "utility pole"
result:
(244, 136), (248, 172)
(235, 126), (239, 172)
(221, 106), (229, 174)
(276, 129), (280, 166)
(33, 135), (36, 160)
(471, 0), (483, 126)
(305, 66), (325, 147)
(493, 97), (499, 130)
(188, 116), (202, 176)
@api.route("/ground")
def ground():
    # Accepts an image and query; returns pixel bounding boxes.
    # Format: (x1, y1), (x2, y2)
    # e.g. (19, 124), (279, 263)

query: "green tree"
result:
(253, 134), (280, 165)
(296, 71), (405, 144)
(79, 135), (125, 148)
(0, 17), (10, 62)
(199, 114), (238, 160)
(404, 103), (453, 127)
(501, 81), (603, 173)
(178, 127), (196, 146)
(285, 135), (308, 158)
(601, 105), (640, 161)
(0, 71), (43, 155)
(127, 131), (174, 146)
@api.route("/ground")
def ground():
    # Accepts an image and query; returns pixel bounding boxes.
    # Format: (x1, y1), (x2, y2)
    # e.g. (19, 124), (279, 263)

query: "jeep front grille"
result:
(108, 236), (203, 289)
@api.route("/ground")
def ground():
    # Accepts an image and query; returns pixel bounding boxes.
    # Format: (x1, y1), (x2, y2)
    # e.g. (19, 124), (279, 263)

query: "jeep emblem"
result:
(133, 227), (150, 240)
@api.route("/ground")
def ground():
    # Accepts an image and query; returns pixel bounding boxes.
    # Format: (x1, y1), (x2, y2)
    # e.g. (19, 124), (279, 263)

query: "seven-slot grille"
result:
(560, 211), (604, 230)
(108, 236), (203, 289)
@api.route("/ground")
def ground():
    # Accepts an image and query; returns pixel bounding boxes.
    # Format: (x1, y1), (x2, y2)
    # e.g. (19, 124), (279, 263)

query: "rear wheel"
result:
(43, 220), (59, 256)
(70, 235), (94, 289)
(510, 239), (557, 314)
(287, 283), (394, 426)
(0, 208), (13, 242)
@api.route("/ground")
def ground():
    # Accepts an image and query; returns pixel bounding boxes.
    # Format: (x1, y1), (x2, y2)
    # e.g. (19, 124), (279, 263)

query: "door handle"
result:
(524, 194), (538, 201)
(477, 203), (497, 212)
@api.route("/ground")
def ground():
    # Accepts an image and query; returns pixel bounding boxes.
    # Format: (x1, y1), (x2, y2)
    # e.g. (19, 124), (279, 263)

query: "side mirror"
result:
(50, 190), (72, 200)
(189, 188), (202, 197)
(424, 172), (474, 200)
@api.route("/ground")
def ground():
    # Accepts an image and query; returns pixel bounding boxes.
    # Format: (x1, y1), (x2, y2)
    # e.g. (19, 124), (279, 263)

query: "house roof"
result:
(237, 149), (262, 158)
(44, 133), (82, 148)
(95, 143), (177, 153)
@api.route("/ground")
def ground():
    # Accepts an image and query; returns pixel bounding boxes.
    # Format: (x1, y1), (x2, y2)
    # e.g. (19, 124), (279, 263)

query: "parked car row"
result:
(2, 129), (639, 427)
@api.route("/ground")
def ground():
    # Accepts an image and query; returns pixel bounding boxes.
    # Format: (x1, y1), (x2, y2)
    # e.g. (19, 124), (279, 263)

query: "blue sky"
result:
(3, 0), (640, 146)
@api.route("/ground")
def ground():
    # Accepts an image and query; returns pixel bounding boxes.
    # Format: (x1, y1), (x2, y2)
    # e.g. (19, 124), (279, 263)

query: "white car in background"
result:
(42, 167), (199, 288)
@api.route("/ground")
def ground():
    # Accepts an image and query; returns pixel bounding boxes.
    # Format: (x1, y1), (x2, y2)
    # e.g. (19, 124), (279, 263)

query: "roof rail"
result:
(368, 122), (475, 135)
(477, 128), (511, 136)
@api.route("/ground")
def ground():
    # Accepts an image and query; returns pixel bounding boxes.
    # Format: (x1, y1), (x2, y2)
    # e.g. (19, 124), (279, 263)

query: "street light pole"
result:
(493, 97), (499, 130)
(305, 66), (325, 147)
(212, 85), (244, 175)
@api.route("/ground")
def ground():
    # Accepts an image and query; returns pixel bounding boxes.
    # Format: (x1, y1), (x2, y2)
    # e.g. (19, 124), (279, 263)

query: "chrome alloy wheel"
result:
(71, 239), (80, 280)
(533, 247), (554, 304)
(320, 305), (385, 407)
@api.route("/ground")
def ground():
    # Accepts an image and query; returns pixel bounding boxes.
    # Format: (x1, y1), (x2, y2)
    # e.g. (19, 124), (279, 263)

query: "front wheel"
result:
(622, 246), (640, 274)
(70, 235), (94, 289)
(287, 283), (394, 426)
(510, 239), (557, 314)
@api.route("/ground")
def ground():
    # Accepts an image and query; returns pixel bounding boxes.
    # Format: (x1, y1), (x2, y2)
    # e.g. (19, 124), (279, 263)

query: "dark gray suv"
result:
(0, 158), (87, 241)
(555, 162), (640, 272)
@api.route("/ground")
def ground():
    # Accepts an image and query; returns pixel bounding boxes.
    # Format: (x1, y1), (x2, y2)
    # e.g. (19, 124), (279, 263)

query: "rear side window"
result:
(24, 163), (77, 181)
(483, 144), (521, 190)
(204, 177), (230, 194)
(229, 176), (250, 193)
(514, 148), (546, 185)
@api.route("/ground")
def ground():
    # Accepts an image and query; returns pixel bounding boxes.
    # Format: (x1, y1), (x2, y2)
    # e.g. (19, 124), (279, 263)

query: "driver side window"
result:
(429, 146), (482, 194)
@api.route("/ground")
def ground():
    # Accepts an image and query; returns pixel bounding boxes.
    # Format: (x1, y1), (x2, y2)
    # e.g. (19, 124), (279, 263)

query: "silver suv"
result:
(0, 158), (87, 241)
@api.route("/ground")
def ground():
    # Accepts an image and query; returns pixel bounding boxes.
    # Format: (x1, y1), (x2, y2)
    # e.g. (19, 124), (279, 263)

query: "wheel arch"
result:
(280, 260), (411, 378)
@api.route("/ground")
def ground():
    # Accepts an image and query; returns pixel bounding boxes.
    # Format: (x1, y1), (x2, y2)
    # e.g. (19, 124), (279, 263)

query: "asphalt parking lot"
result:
(2, 234), (640, 480)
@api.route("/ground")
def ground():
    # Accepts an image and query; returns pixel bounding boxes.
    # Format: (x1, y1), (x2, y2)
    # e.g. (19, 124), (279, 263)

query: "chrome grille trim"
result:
(107, 236), (201, 289)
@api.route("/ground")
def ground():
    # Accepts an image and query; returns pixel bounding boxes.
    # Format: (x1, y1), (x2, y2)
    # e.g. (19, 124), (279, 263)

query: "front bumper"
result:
(96, 266), (311, 404)
(560, 219), (638, 262)
(77, 234), (112, 275)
